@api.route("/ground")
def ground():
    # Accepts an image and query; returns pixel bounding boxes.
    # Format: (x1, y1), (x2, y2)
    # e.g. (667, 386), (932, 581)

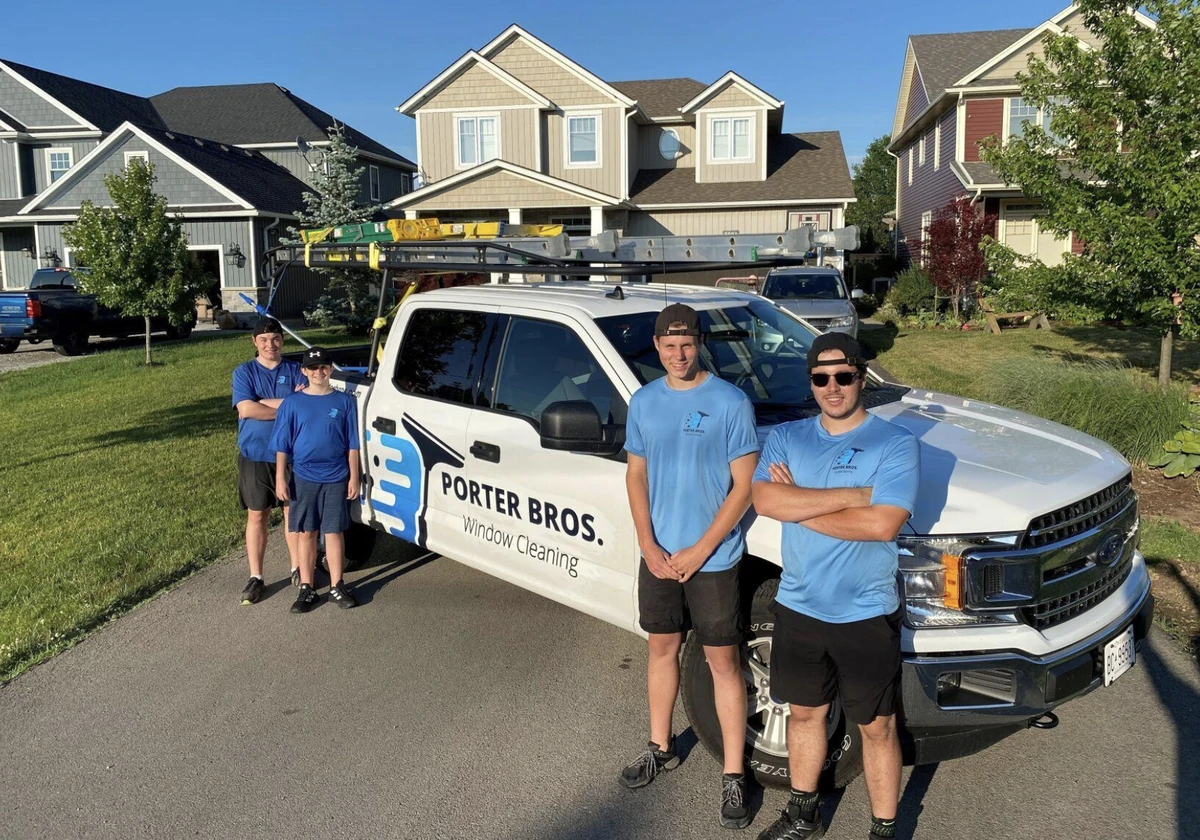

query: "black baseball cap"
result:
(807, 332), (867, 370)
(654, 303), (701, 337)
(252, 317), (283, 337)
(302, 346), (332, 368)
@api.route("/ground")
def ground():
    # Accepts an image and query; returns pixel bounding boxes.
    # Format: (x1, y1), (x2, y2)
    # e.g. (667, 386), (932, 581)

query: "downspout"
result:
(887, 148), (900, 260)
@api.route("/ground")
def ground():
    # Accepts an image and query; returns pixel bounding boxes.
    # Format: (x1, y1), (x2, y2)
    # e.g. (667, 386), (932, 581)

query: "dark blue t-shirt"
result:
(269, 390), (361, 483)
(231, 358), (306, 462)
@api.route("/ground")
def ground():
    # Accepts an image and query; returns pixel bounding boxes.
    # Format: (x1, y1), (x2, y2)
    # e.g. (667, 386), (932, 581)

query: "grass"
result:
(0, 328), (364, 682)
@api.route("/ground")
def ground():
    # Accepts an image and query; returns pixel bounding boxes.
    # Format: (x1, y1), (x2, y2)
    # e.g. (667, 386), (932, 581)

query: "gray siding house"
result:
(0, 61), (415, 317)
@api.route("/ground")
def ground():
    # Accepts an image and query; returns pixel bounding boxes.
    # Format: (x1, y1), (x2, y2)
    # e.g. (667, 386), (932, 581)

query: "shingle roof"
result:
(908, 28), (1030, 103)
(611, 78), (707, 118)
(150, 84), (413, 167)
(629, 132), (854, 205)
(0, 196), (29, 217)
(1, 60), (166, 132)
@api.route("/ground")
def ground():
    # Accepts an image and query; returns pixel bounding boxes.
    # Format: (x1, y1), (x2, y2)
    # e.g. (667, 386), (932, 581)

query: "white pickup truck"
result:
(330, 280), (1153, 788)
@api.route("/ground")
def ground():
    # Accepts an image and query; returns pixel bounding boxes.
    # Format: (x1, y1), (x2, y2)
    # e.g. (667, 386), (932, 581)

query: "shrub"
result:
(982, 357), (1190, 463)
(853, 293), (880, 318)
(885, 267), (936, 315)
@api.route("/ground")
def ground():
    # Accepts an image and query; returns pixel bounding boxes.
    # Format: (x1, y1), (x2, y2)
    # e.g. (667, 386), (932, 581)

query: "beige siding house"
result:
(390, 25), (855, 271)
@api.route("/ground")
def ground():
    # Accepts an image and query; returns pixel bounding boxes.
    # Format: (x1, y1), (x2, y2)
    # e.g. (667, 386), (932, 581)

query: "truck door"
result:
(361, 303), (501, 561)
(463, 312), (639, 631)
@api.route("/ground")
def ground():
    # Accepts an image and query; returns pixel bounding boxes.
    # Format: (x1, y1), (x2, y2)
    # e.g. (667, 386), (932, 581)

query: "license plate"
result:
(1103, 625), (1135, 686)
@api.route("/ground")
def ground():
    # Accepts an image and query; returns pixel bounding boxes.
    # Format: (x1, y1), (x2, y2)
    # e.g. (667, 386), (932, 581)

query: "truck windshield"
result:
(762, 272), (845, 300)
(29, 269), (76, 289)
(596, 300), (823, 416)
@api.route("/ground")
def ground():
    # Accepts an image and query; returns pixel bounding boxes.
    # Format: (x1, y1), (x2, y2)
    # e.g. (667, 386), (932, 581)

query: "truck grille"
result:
(1023, 474), (1134, 549)
(1021, 556), (1133, 630)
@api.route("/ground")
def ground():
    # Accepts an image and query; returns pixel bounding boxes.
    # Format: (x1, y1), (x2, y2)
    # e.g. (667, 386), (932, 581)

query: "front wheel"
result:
(53, 326), (89, 356)
(0, 339), (18, 354)
(681, 576), (863, 790)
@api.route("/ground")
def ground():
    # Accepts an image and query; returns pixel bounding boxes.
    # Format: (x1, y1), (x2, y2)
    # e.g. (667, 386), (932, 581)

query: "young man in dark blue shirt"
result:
(271, 346), (361, 613)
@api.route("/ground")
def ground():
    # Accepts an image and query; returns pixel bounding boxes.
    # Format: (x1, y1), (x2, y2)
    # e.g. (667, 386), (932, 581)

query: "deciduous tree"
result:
(846, 135), (896, 253)
(924, 197), (996, 321)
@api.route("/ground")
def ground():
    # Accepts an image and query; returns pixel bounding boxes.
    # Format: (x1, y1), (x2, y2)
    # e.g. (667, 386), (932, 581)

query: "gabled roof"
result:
(679, 71), (784, 113)
(0, 59), (165, 132)
(610, 78), (707, 119)
(629, 132), (854, 207)
(384, 158), (622, 210)
(397, 50), (553, 114)
(20, 122), (311, 217)
(150, 84), (413, 167)
(907, 28), (1031, 106)
(478, 24), (637, 107)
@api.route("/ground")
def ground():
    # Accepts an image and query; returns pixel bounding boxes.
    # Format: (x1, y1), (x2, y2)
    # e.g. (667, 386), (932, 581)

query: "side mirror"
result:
(540, 400), (623, 455)
(851, 288), (866, 300)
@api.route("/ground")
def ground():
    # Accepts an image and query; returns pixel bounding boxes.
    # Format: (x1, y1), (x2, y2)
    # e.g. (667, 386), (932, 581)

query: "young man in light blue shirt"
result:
(619, 303), (760, 830)
(752, 332), (919, 840)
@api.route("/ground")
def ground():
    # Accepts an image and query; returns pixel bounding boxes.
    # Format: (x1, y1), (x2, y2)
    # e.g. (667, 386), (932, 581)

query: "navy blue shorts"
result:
(288, 478), (350, 535)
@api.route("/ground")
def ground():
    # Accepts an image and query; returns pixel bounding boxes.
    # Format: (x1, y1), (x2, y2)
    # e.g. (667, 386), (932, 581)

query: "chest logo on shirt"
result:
(834, 447), (864, 470)
(683, 411), (709, 435)
(277, 374), (287, 384)
(328, 408), (339, 419)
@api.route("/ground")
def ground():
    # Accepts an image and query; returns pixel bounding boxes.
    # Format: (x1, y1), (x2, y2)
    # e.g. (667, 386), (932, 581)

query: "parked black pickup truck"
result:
(0, 268), (194, 356)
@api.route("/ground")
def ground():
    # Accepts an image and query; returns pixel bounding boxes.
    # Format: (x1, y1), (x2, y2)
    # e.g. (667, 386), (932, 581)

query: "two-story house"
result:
(0, 61), (415, 316)
(889, 3), (1155, 268)
(388, 25), (855, 278)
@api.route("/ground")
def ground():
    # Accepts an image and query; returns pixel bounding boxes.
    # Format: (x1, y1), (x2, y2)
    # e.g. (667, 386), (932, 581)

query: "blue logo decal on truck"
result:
(369, 414), (463, 547)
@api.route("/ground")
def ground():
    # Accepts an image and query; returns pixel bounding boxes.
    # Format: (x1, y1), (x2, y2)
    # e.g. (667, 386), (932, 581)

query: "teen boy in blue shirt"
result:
(752, 332), (919, 840)
(270, 346), (361, 613)
(619, 303), (760, 830)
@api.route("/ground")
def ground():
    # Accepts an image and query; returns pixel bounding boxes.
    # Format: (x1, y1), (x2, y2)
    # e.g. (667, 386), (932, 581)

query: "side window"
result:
(492, 317), (625, 426)
(393, 308), (492, 404)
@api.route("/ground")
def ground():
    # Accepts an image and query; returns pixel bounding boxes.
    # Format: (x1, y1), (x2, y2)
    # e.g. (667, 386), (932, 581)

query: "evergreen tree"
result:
(846, 135), (896, 253)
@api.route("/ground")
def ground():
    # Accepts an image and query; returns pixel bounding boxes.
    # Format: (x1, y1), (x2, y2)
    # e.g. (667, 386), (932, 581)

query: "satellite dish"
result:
(296, 136), (310, 155)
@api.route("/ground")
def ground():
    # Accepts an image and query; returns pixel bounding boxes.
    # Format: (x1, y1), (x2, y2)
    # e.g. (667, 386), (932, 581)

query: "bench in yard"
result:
(978, 297), (1051, 335)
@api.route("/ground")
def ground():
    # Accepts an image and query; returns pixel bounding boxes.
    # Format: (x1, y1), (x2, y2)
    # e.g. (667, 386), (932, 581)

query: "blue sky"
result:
(6, 0), (1069, 170)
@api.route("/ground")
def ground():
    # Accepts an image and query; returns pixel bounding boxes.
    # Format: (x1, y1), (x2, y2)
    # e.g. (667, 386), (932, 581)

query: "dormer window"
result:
(709, 115), (752, 163)
(47, 149), (73, 183)
(456, 115), (499, 168)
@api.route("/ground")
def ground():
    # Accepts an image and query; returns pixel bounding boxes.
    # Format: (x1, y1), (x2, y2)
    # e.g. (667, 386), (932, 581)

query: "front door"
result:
(464, 311), (639, 630)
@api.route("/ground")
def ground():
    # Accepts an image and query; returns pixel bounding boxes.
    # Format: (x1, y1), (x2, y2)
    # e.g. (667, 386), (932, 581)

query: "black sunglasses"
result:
(809, 370), (861, 387)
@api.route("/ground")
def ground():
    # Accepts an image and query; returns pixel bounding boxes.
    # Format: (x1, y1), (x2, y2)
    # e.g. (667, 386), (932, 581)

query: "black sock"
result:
(787, 788), (819, 821)
(723, 772), (744, 781)
(870, 816), (897, 838)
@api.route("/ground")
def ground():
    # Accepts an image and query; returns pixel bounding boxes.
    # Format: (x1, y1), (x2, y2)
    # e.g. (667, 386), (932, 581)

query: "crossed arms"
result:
(752, 462), (909, 542)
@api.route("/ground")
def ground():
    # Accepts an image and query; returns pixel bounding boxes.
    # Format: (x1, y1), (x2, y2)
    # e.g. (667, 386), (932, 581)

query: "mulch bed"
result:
(1133, 466), (1200, 656)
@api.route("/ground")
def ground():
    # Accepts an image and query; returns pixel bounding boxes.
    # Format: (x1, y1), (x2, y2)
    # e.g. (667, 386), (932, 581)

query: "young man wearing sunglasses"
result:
(751, 332), (919, 840)
(619, 303), (760, 830)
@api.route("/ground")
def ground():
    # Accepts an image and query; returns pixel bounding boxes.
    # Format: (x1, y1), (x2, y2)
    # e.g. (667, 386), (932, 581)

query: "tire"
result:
(681, 575), (863, 790)
(53, 326), (89, 356)
(164, 322), (193, 341)
(343, 521), (379, 568)
(0, 339), (18, 354)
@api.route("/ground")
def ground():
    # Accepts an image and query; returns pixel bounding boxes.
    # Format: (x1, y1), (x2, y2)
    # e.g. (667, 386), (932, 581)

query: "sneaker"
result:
(240, 577), (265, 605)
(290, 568), (300, 589)
(617, 740), (680, 789)
(721, 774), (751, 829)
(290, 583), (320, 614)
(756, 806), (823, 840)
(328, 581), (358, 609)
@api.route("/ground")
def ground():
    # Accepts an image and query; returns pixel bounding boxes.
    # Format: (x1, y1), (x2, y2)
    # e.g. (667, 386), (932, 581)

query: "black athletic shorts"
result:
(237, 453), (291, 512)
(768, 601), (902, 725)
(637, 560), (742, 647)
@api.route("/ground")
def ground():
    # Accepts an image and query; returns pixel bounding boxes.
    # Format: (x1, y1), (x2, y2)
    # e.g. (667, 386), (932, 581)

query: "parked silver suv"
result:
(760, 265), (862, 337)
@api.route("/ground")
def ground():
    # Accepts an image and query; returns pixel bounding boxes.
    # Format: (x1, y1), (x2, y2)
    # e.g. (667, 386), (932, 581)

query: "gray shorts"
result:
(288, 478), (350, 535)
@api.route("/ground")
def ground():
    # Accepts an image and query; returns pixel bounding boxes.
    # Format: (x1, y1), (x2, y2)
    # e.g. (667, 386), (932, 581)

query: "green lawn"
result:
(0, 329), (363, 681)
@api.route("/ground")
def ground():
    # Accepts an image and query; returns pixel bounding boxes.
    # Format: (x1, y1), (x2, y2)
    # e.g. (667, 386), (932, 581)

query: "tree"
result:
(980, 0), (1200, 386)
(923, 197), (997, 321)
(63, 160), (205, 366)
(289, 124), (382, 334)
(845, 135), (896, 253)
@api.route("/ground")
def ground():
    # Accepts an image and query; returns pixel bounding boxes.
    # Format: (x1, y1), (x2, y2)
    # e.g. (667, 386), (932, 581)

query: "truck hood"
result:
(773, 299), (854, 319)
(746, 388), (1130, 558)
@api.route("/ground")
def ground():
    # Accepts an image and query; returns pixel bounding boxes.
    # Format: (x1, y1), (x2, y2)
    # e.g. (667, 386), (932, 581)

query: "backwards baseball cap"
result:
(301, 346), (332, 368)
(654, 303), (701, 337)
(807, 332), (867, 370)
(252, 317), (283, 337)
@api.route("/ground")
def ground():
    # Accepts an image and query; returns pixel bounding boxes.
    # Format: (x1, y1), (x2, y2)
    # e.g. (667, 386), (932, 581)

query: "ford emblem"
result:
(1097, 532), (1124, 566)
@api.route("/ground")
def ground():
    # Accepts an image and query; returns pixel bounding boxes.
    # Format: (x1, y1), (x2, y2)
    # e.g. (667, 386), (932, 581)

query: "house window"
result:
(47, 149), (73, 183)
(1007, 97), (1040, 140)
(369, 165), (381, 202)
(920, 210), (933, 266)
(908, 146), (913, 185)
(550, 216), (591, 236)
(456, 115), (499, 168)
(566, 114), (600, 167)
(710, 115), (752, 162)
(934, 121), (942, 170)
(124, 151), (148, 169)
(919, 133), (926, 166)
(659, 128), (681, 160)
(787, 211), (831, 231)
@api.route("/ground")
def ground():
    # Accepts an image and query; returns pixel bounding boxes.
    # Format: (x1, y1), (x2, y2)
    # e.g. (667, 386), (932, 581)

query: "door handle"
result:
(470, 440), (501, 463)
(372, 416), (397, 435)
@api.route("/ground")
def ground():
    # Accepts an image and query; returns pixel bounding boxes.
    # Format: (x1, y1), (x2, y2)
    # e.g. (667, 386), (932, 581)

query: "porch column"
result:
(404, 210), (417, 220)
(508, 208), (522, 225)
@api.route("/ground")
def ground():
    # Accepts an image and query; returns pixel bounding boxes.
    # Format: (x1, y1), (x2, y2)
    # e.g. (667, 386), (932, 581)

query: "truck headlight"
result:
(826, 314), (855, 328)
(898, 534), (1022, 628)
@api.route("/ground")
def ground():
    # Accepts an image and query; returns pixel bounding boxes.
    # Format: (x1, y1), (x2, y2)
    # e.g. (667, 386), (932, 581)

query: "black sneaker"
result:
(290, 583), (320, 614)
(240, 577), (265, 605)
(290, 568), (300, 589)
(756, 806), (823, 840)
(618, 740), (680, 789)
(328, 581), (358, 609)
(721, 774), (751, 829)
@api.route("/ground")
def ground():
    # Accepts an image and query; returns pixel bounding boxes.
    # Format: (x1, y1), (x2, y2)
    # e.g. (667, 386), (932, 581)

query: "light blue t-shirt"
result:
(270, 390), (360, 483)
(754, 413), (920, 622)
(231, 358), (306, 462)
(624, 374), (759, 573)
